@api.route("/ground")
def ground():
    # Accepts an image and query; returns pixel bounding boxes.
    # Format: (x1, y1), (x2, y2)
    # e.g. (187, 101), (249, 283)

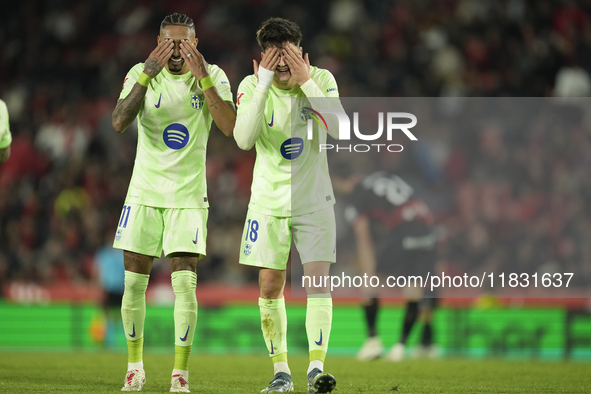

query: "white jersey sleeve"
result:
(300, 70), (342, 140)
(234, 74), (272, 150)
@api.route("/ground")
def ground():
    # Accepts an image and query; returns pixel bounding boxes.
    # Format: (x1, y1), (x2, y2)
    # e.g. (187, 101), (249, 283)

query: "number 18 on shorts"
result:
(239, 210), (291, 270)
(238, 208), (337, 270)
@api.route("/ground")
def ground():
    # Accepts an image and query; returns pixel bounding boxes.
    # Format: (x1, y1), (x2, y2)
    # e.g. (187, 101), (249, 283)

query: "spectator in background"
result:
(554, 58), (591, 97)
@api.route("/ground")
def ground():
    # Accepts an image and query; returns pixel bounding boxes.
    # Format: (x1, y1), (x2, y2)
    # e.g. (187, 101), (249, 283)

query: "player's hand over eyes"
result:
(282, 45), (310, 86)
(143, 41), (174, 77)
(180, 41), (209, 80)
(254, 47), (281, 80)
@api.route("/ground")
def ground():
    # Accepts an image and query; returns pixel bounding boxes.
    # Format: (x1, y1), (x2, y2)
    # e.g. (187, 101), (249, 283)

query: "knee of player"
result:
(259, 275), (286, 299)
(260, 283), (285, 299)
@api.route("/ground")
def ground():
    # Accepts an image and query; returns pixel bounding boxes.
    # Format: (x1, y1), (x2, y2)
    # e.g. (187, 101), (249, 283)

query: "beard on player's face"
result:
(167, 55), (184, 73)
(159, 25), (195, 75)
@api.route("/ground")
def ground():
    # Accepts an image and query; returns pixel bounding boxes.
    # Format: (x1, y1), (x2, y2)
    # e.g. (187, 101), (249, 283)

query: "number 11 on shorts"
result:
(119, 205), (131, 228)
(245, 219), (259, 242)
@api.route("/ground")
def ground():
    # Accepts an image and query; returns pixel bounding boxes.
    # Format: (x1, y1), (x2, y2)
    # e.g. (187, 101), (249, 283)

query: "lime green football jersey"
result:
(119, 63), (232, 208)
(236, 66), (339, 217)
(0, 99), (11, 149)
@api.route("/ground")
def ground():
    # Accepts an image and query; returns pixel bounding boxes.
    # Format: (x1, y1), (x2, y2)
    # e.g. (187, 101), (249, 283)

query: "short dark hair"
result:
(256, 17), (302, 51)
(160, 13), (195, 35)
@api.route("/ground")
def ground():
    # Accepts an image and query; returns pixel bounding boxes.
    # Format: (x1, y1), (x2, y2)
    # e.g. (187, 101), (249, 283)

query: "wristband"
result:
(257, 66), (275, 90)
(137, 72), (152, 87)
(200, 76), (214, 91)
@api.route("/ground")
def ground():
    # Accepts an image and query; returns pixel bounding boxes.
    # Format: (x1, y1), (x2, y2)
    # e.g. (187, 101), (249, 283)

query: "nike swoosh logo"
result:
(129, 323), (136, 338)
(267, 110), (274, 127)
(270, 340), (274, 354)
(192, 229), (199, 245)
(180, 326), (190, 341)
(154, 93), (162, 108)
(315, 329), (322, 346)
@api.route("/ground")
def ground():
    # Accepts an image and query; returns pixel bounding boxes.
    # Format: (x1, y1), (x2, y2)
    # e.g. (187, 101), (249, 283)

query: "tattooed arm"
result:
(112, 41), (173, 133)
(112, 84), (147, 134)
(203, 89), (236, 137)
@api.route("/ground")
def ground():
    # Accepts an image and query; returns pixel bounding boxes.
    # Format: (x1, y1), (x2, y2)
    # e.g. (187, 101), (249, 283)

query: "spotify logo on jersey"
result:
(163, 123), (190, 149)
(280, 138), (304, 160)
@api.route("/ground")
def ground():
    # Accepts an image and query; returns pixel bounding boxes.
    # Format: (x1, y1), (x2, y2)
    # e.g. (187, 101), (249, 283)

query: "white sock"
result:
(128, 361), (144, 371)
(172, 369), (189, 380)
(307, 360), (323, 374)
(273, 362), (291, 375)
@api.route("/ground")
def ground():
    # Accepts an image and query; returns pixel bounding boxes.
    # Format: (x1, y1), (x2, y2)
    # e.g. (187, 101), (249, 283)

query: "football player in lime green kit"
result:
(111, 13), (235, 393)
(0, 99), (11, 163)
(234, 18), (340, 394)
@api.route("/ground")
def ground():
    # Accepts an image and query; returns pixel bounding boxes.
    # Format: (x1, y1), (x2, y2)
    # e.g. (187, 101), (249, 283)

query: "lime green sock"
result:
(172, 271), (198, 347)
(306, 294), (333, 355)
(272, 352), (290, 375)
(259, 297), (288, 359)
(271, 353), (288, 363)
(174, 344), (192, 370)
(121, 271), (149, 364)
(127, 337), (144, 363)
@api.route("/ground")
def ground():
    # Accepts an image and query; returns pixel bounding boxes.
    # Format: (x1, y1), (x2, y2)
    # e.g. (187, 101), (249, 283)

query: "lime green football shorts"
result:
(113, 203), (207, 258)
(239, 206), (336, 269)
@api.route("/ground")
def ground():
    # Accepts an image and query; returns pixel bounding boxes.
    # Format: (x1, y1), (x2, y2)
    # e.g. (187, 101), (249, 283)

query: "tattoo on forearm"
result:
(112, 84), (147, 130)
(202, 89), (235, 136)
(144, 58), (159, 77)
(205, 90), (220, 110)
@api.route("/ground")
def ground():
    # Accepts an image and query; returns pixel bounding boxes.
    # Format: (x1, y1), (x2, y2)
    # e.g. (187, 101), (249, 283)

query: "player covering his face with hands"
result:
(112, 12), (236, 393)
(234, 17), (343, 394)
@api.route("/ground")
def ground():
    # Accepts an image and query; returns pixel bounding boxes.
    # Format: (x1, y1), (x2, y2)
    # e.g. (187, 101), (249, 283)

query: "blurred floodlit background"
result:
(1, 0), (591, 358)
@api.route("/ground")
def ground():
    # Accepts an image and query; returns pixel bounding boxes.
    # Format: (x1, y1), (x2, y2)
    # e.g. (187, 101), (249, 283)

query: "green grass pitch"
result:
(0, 352), (589, 393)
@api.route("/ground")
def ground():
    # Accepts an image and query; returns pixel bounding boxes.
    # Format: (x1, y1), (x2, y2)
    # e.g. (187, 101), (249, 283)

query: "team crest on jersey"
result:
(243, 243), (252, 256)
(191, 94), (203, 110)
(115, 228), (123, 241)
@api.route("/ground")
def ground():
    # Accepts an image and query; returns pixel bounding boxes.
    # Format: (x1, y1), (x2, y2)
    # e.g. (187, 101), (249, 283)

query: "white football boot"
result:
(385, 342), (406, 362)
(170, 373), (190, 392)
(121, 369), (146, 391)
(356, 337), (384, 361)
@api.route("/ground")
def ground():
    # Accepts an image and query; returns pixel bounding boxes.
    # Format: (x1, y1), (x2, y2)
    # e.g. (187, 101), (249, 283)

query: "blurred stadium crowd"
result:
(0, 0), (590, 292)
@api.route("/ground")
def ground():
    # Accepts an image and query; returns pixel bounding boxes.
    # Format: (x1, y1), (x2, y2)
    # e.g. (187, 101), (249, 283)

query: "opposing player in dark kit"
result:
(332, 165), (439, 361)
